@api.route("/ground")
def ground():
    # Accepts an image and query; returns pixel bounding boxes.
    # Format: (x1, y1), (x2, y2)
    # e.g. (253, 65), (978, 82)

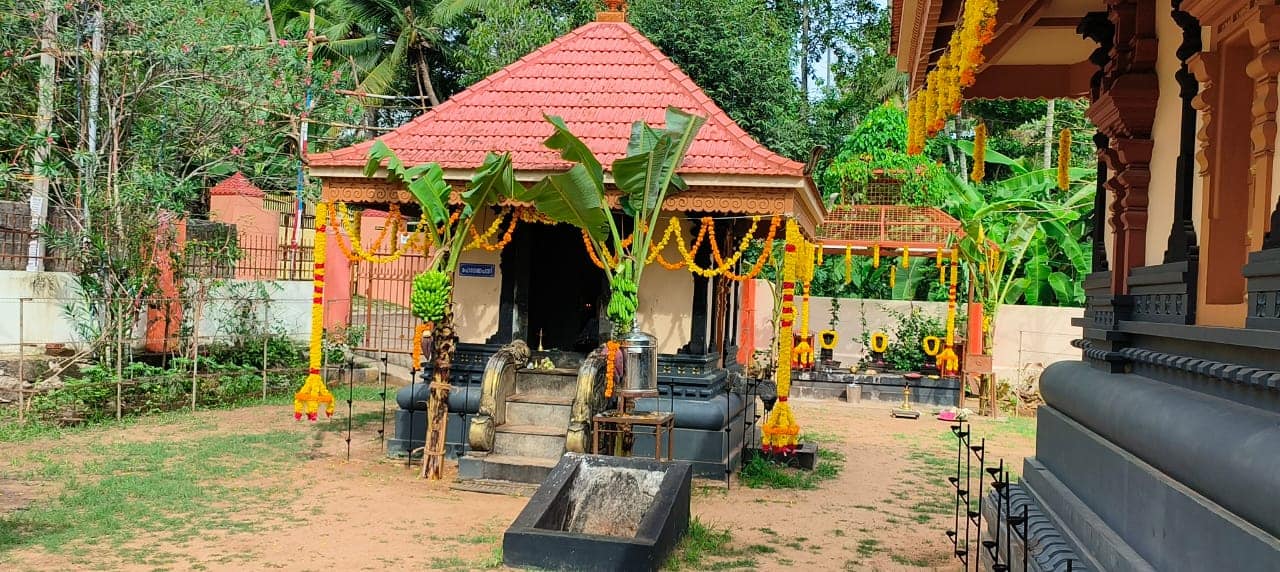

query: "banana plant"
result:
(519, 107), (708, 335)
(363, 142), (518, 480)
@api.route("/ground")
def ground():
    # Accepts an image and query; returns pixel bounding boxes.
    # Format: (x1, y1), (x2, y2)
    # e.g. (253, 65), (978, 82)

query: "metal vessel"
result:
(617, 329), (658, 398)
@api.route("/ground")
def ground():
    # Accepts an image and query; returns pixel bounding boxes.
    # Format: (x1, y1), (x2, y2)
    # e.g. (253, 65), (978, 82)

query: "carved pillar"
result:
(1080, 13), (1115, 274)
(1086, 0), (1159, 294)
(1092, 132), (1111, 272)
(1164, 2), (1202, 264)
(1246, 9), (1280, 252)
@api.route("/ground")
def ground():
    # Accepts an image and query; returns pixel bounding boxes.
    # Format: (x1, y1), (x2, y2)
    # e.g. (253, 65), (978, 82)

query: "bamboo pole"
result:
(28, 0), (57, 271)
(191, 297), (203, 412)
(116, 302), (123, 420)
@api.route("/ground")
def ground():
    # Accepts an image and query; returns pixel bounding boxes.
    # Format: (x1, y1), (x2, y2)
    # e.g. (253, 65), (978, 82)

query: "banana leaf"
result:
(613, 108), (706, 216)
(462, 152), (521, 215)
(543, 115), (605, 191)
(523, 165), (613, 242)
(953, 140), (1030, 175)
(365, 140), (451, 224)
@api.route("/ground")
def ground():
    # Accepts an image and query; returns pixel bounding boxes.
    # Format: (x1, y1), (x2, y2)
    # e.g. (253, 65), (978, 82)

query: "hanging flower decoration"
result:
(901, 248), (911, 268)
(922, 336), (942, 357)
(906, 0), (999, 154)
(890, 264), (897, 289)
(410, 323), (430, 368)
(971, 122), (987, 183)
(1058, 128), (1072, 190)
(873, 243), (881, 268)
(295, 203), (335, 421)
(869, 332), (889, 354)
(844, 246), (852, 286)
(762, 220), (802, 455)
(792, 232), (816, 369)
(936, 250), (960, 375)
(468, 208), (519, 251)
(642, 215), (781, 281)
(331, 202), (428, 263)
(604, 340), (620, 398)
(818, 330), (839, 351)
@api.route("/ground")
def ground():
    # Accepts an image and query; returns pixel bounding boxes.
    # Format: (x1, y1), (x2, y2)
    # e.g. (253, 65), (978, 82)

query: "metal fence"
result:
(0, 207), (79, 272)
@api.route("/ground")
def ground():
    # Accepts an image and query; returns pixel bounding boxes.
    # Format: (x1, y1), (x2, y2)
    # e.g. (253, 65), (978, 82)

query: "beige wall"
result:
(748, 280), (1082, 382)
(1145, 0), (1181, 264)
(450, 212), (700, 352)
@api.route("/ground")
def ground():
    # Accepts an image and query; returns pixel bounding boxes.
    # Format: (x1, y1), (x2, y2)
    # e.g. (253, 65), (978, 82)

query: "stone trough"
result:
(503, 453), (693, 572)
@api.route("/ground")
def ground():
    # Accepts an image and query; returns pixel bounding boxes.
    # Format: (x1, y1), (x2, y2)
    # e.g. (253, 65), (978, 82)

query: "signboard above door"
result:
(459, 263), (496, 278)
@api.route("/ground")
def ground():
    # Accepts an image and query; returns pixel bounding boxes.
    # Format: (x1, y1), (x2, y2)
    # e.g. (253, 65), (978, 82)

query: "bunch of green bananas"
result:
(411, 270), (451, 323)
(607, 260), (639, 328)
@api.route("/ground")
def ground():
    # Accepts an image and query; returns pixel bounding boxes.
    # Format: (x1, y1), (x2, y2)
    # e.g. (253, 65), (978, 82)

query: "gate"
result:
(350, 252), (429, 356)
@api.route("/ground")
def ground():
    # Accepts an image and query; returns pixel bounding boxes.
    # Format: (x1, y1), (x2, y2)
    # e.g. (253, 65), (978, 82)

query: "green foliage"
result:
(629, 0), (808, 159)
(519, 108), (706, 332)
(412, 270), (452, 322)
(739, 448), (844, 490)
(665, 518), (748, 571)
(821, 103), (946, 206)
(870, 308), (946, 372)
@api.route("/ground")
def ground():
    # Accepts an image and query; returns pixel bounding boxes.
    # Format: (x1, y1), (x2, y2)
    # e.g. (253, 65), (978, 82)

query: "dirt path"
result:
(0, 397), (1035, 571)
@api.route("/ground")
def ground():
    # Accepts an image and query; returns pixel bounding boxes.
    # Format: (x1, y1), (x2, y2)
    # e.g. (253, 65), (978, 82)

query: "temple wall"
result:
(454, 246), (502, 345)
(638, 212), (697, 354)
(1144, 0), (1184, 265)
(747, 281), (1082, 383)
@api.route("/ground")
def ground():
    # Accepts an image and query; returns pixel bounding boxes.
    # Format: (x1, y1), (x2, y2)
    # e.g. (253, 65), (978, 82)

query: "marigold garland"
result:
(890, 264), (897, 289)
(762, 220), (801, 454)
(844, 246), (852, 285)
(906, 0), (999, 154)
(818, 330), (839, 351)
(1058, 128), (1072, 190)
(869, 332), (889, 353)
(468, 209), (519, 251)
(971, 122), (988, 183)
(331, 202), (429, 263)
(901, 249), (911, 268)
(410, 323), (430, 368)
(604, 340), (620, 398)
(873, 243), (881, 268)
(923, 336), (942, 357)
(296, 203), (335, 421)
(646, 215), (780, 281)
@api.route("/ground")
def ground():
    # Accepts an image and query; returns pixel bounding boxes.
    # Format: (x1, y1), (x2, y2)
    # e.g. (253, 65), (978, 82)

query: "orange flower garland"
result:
(1058, 128), (1072, 190)
(906, 0), (999, 154)
(410, 323), (430, 368)
(604, 340), (620, 398)
(468, 209), (519, 251)
(971, 122), (987, 183)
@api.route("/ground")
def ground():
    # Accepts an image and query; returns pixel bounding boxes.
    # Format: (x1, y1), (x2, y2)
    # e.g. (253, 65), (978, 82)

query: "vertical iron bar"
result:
(974, 438), (987, 572)
(1022, 505), (1029, 572)
(962, 424), (972, 566)
(952, 422), (963, 555)
(346, 358), (354, 461)
(379, 353), (388, 443)
(407, 366), (416, 468)
(1004, 470), (1012, 568)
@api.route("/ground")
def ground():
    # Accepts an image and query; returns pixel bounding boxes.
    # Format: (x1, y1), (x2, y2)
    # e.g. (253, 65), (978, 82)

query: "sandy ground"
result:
(0, 397), (1036, 571)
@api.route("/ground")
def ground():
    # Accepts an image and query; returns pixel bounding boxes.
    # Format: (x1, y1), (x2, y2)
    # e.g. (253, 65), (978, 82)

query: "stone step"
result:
(505, 397), (573, 428)
(474, 454), (560, 484)
(494, 424), (567, 459)
(514, 369), (579, 400)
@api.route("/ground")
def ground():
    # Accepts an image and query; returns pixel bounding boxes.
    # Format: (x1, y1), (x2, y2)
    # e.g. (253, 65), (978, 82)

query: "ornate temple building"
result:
(308, 9), (822, 480)
(894, 0), (1280, 569)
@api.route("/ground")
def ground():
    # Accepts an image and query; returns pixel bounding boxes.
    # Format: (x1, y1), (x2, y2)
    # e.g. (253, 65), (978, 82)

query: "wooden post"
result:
(261, 299), (269, 400)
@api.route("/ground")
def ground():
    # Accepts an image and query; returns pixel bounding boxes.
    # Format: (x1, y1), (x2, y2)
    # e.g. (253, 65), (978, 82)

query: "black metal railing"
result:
(947, 421), (1078, 572)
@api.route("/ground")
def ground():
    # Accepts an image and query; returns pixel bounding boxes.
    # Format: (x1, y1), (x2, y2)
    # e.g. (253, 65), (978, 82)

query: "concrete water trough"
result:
(503, 453), (693, 572)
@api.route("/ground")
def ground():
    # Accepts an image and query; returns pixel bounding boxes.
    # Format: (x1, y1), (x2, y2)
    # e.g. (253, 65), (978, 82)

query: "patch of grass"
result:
(475, 546), (503, 569)
(429, 556), (467, 569)
(665, 518), (736, 571)
(459, 532), (499, 545)
(777, 558), (794, 565)
(784, 540), (804, 550)
(891, 553), (936, 566)
(857, 538), (882, 557)
(0, 430), (305, 560)
(317, 410), (385, 433)
(706, 558), (758, 570)
(757, 527), (777, 535)
(832, 529), (846, 537)
(738, 449), (846, 490)
(798, 430), (843, 444)
(747, 544), (777, 554)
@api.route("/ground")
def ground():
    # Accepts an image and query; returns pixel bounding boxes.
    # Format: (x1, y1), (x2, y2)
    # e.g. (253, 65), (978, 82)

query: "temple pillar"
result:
(1087, 0), (1160, 294)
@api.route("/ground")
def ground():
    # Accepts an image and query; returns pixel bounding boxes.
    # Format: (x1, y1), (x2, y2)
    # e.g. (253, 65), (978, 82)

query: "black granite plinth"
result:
(504, 453), (693, 572)
(743, 443), (818, 470)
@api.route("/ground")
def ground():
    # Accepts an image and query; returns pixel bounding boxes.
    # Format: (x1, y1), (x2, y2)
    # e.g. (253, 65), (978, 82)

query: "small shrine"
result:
(307, 6), (824, 481)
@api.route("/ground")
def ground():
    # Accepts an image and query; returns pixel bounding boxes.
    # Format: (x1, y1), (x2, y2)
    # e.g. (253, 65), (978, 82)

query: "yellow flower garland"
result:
(906, 0), (999, 154)
(331, 202), (428, 263)
(922, 336), (942, 357)
(296, 203), (335, 421)
(818, 329), (839, 351)
(1058, 128), (1072, 190)
(873, 243), (881, 268)
(869, 332), (889, 354)
(762, 219), (801, 454)
(971, 122), (987, 183)
(468, 208), (519, 252)
(844, 246), (852, 285)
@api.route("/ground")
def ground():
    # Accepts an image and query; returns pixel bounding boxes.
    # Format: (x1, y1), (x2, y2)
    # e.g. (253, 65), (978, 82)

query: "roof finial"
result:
(598, 0), (627, 22)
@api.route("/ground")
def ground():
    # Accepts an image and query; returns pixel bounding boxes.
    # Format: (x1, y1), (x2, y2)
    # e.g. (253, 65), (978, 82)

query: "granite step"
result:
(514, 369), (579, 400)
(465, 453), (559, 484)
(494, 424), (568, 459)
(505, 395), (573, 428)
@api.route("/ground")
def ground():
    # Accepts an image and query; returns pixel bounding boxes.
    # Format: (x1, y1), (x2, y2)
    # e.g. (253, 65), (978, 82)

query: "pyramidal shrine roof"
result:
(308, 20), (805, 178)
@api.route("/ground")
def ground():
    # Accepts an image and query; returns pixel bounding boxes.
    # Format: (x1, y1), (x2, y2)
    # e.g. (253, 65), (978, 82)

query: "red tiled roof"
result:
(309, 21), (804, 178)
(209, 172), (264, 198)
